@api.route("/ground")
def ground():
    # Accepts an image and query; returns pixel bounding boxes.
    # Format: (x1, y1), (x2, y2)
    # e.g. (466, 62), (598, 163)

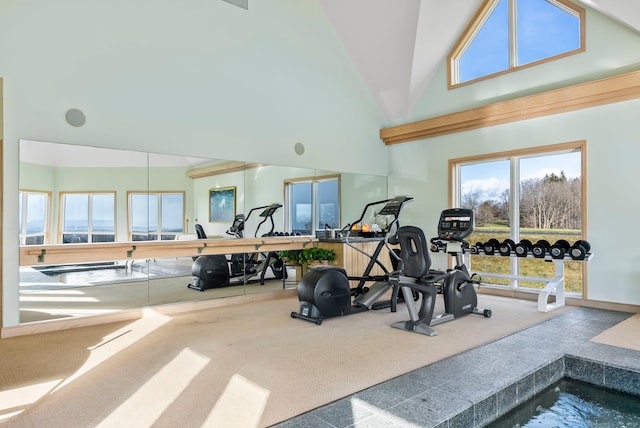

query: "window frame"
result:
(284, 174), (341, 236)
(19, 189), (51, 245)
(127, 191), (186, 241)
(448, 0), (585, 88)
(59, 191), (117, 244)
(449, 140), (587, 297)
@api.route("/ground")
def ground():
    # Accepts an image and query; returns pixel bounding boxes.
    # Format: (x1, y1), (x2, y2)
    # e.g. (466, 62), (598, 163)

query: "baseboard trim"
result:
(478, 287), (640, 313)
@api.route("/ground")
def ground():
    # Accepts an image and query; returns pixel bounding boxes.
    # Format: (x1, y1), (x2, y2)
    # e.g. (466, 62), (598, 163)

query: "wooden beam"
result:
(186, 161), (263, 179)
(381, 70), (640, 145)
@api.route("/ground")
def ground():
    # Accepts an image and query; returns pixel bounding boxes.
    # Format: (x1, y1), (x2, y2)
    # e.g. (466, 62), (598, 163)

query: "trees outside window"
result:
(452, 141), (586, 294)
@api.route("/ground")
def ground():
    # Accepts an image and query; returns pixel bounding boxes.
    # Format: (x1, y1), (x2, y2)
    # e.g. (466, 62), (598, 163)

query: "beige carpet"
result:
(0, 294), (573, 427)
(591, 313), (640, 351)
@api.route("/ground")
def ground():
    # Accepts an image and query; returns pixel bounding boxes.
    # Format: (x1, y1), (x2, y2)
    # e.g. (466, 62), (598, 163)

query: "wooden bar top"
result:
(19, 236), (317, 266)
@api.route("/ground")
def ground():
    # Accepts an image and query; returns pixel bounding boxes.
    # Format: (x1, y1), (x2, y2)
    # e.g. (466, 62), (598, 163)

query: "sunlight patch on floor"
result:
(0, 380), (61, 422)
(53, 313), (172, 392)
(350, 397), (423, 428)
(205, 374), (270, 427)
(95, 348), (209, 427)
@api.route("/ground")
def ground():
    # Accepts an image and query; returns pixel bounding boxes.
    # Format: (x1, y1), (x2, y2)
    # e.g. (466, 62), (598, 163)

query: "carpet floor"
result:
(591, 313), (640, 351)
(0, 294), (573, 427)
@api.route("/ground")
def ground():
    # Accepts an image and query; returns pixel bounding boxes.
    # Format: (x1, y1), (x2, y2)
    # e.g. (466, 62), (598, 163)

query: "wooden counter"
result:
(19, 236), (317, 266)
(318, 239), (395, 285)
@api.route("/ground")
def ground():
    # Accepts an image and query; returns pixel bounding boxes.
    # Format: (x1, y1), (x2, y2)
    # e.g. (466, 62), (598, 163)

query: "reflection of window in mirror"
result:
(60, 192), (116, 243)
(285, 175), (340, 235)
(128, 192), (185, 241)
(19, 190), (51, 245)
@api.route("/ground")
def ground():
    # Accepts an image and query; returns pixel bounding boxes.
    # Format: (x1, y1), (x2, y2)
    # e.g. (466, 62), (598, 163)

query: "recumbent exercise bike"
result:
(389, 208), (492, 336)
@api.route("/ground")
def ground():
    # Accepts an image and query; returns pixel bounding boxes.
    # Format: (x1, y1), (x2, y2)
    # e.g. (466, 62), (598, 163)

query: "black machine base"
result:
(290, 265), (351, 325)
(187, 255), (230, 291)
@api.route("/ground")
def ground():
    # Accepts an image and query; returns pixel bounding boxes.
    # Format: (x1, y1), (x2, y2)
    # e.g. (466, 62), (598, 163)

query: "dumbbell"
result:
(482, 239), (500, 255)
(532, 239), (550, 258)
(514, 239), (533, 257)
(570, 240), (591, 260)
(469, 242), (483, 255)
(550, 239), (571, 259)
(498, 239), (516, 256)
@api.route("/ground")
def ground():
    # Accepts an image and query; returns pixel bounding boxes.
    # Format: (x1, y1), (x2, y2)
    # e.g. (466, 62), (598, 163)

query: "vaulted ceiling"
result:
(318, 0), (640, 121)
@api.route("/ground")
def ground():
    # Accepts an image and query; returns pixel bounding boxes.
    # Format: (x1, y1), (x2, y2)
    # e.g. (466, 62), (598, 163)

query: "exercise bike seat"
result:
(195, 224), (207, 239)
(389, 225), (448, 336)
(393, 226), (447, 283)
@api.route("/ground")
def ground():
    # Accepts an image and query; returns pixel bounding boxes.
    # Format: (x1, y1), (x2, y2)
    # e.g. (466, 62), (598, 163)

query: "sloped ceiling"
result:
(318, 0), (640, 122)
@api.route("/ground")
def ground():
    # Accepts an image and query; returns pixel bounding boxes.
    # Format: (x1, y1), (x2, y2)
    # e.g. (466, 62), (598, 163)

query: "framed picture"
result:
(209, 186), (236, 223)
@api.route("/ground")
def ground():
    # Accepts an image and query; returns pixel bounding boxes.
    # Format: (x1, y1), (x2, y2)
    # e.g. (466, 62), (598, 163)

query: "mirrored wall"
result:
(18, 140), (388, 323)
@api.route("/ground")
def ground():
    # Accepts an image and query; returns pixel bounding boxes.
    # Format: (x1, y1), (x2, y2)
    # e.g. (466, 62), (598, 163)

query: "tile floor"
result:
(273, 307), (640, 428)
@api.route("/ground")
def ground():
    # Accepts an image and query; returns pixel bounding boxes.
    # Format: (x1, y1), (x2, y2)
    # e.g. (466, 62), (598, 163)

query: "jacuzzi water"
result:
(488, 378), (640, 427)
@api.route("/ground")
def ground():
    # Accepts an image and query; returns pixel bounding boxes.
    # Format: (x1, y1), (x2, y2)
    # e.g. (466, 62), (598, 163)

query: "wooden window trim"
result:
(59, 191), (117, 244)
(448, 0), (585, 89)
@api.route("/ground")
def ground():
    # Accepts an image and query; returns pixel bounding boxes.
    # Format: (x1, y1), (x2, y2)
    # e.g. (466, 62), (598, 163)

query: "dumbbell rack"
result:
(470, 248), (593, 312)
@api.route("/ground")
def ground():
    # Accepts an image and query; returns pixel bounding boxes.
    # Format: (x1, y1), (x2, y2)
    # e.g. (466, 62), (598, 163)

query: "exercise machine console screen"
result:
(437, 208), (474, 240)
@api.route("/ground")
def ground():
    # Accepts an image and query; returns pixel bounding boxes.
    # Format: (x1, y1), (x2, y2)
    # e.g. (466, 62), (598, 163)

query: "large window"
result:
(451, 141), (586, 295)
(128, 192), (185, 241)
(449, 0), (584, 86)
(19, 190), (50, 245)
(285, 175), (340, 235)
(60, 192), (116, 243)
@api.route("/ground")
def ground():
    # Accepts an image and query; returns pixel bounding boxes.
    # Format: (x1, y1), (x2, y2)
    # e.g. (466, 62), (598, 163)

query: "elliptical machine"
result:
(187, 203), (286, 291)
(290, 196), (414, 325)
(389, 208), (492, 336)
(225, 203), (286, 285)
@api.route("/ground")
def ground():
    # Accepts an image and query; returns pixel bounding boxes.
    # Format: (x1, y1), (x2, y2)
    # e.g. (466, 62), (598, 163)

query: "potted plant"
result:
(305, 247), (336, 265)
(278, 247), (336, 274)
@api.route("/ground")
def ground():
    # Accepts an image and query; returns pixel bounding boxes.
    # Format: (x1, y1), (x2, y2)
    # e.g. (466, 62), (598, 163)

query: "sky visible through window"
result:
(459, 0), (581, 83)
(461, 152), (580, 202)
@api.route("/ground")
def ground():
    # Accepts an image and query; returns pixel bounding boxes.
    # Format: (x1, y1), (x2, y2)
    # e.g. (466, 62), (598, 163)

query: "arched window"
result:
(449, 0), (585, 87)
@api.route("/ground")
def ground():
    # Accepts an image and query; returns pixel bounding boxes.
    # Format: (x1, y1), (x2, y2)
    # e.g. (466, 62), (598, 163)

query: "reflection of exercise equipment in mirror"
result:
(188, 203), (287, 291)
(389, 208), (491, 336)
(290, 196), (415, 325)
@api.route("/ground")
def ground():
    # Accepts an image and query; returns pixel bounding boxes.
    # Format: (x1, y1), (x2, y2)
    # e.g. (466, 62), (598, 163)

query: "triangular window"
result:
(449, 0), (584, 87)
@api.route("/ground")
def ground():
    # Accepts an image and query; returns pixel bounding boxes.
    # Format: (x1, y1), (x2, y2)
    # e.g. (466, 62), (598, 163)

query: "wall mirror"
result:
(18, 140), (388, 324)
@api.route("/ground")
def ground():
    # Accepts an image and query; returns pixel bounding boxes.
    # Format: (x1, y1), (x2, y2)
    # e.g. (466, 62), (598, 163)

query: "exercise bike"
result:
(187, 203), (286, 291)
(290, 195), (415, 325)
(389, 208), (492, 336)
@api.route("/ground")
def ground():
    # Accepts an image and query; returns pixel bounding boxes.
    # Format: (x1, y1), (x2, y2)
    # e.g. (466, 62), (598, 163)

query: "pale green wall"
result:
(389, 99), (640, 305)
(5, 1), (640, 326)
(21, 162), (192, 242)
(1, 0), (387, 326)
(404, 6), (640, 124)
(0, 0), (385, 173)
(193, 171), (245, 238)
(387, 5), (640, 306)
